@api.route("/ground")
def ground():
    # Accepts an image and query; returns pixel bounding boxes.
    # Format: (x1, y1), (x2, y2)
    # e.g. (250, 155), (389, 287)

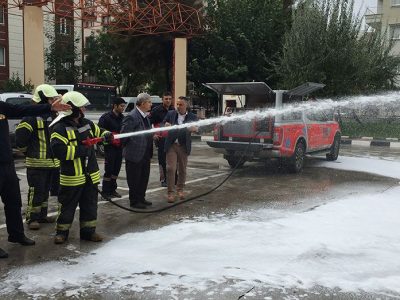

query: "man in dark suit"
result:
(163, 96), (198, 203)
(121, 93), (153, 209)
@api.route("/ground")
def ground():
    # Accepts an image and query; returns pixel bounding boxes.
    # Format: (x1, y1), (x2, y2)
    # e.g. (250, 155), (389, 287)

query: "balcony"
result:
(365, 7), (382, 29)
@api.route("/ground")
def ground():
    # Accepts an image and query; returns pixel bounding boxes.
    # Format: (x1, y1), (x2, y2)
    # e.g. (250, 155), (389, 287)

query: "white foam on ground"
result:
(1, 156), (399, 297)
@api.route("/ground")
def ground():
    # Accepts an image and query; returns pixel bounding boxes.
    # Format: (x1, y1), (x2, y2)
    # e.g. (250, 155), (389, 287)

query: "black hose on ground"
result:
(98, 132), (260, 214)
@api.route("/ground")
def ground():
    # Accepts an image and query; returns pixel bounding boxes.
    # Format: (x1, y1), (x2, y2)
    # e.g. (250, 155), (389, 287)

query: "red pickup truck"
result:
(204, 82), (341, 173)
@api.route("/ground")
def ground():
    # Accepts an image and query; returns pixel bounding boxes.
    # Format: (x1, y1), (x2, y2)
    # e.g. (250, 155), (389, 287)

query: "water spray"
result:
(83, 92), (400, 146)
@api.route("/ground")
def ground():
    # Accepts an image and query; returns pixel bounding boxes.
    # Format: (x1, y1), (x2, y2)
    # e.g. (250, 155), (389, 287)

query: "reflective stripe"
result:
(41, 202), (48, 208)
(16, 122), (33, 132)
(37, 118), (46, 159)
(94, 124), (100, 137)
(26, 157), (59, 168)
(73, 158), (83, 176)
(78, 124), (91, 133)
(90, 170), (101, 184)
(54, 159), (61, 167)
(60, 174), (86, 186)
(31, 205), (42, 213)
(66, 145), (76, 160)
(80, 220), (97, 228)
(51, 132), (69, 145)
(57, 223), (72, 231)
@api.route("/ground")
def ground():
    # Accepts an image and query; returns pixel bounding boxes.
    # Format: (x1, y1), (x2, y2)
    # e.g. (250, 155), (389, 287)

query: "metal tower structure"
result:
(2, 0), (204, 35)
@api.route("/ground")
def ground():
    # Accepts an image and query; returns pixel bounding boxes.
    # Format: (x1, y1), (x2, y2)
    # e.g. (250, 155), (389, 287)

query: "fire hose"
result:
(81, 129), (260, 214)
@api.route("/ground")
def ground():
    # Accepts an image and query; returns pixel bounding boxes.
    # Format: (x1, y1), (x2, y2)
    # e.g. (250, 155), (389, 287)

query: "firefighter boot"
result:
(39, 216), (57, 223)
(54, 232), (68, 244)
(80, 232), (103, 242)
(28, 221), (40, 230)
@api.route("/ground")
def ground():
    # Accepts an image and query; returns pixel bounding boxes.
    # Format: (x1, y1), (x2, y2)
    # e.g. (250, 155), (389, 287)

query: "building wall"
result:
(7, 5), (24, 81)
(0, 5), (9, 84)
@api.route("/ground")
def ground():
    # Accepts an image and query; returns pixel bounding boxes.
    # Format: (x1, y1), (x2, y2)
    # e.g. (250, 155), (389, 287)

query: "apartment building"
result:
(365, 0), (400, 55)
(0, 2), (86, 88)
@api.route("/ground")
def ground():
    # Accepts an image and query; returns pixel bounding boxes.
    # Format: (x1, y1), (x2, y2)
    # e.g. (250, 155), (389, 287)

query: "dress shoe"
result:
(177, 191), (185, 200)
(28, 221), (40, 230)
(0, 248), (8, 259)
(80, 232), (103, 242)
(111, 191), (122, 198)
(161, 180), (167, 187)
(141, 199), (152, 206)
(130, 202), (147, 209)
(38, 216), (57, 223)
(167, 194), (175, 203)
(102, 193), (112, 200)
(8, 235), (35, 246)
(54, 234), (67, 244)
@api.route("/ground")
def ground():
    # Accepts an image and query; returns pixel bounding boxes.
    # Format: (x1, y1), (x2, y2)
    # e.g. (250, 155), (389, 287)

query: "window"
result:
(59, 18), (69, 35)
(101, 15), (110, 25)
(0, 47), (5, 66)
(62, 62), (72, 69)
(85, 0), (94, 7)
(390, 24), (400, 39)
(84, 20), (94, 28)
(6, 97), (32, 105)
(392, 0), (400, 6)
(306, 111), (331, 122)
(0, 6), (4, 24)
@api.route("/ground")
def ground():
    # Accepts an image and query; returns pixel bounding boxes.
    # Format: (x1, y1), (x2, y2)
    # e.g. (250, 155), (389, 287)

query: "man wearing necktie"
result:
(121, 93), (153, 209)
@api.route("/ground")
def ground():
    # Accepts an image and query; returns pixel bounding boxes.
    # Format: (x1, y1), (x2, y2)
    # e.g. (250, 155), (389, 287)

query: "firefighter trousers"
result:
(26, 168), (53, 223)
(102, 147), (122, 193)
(56, 182), (98, 238)
(0, 162), (25, 239)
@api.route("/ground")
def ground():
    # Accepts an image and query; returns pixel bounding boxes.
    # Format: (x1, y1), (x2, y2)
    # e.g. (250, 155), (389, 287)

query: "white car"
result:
(0, 93), (33, 147)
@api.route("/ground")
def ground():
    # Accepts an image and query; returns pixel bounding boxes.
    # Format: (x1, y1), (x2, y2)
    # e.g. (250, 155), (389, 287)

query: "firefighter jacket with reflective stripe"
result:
(16, 115), (60, 169)
(50, 117), (108, 187)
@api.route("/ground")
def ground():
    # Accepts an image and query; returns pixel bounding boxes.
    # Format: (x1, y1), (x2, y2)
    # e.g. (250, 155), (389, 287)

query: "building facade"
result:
(365, 0), (400, 55)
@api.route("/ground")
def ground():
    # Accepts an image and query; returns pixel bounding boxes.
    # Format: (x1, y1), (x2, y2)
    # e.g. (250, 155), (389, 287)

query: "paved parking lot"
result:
(1, 142), (399, 299)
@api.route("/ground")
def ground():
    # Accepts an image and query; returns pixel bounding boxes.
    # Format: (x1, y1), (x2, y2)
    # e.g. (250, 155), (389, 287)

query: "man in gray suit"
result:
(121, 93), (153, 209)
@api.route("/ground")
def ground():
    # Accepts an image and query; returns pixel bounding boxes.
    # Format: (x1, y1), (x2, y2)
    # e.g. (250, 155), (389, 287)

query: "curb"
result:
(194, 135), (400, 148)
(341, 137), (400, 148)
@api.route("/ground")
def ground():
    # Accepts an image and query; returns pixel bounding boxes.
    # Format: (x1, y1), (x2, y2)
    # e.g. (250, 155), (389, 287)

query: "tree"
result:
(1, 73), (34, 93)
(188, 0), (289, 93)
(83, 31), (174, 96)
(275, 0), (400, 95)
(45, 29), (81, 84)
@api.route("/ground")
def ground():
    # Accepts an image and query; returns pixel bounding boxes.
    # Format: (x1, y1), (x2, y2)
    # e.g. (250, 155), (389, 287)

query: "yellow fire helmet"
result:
(32, 84), (59, 103)
(62, 91), (90, 109)
(49, 91), (90, 127)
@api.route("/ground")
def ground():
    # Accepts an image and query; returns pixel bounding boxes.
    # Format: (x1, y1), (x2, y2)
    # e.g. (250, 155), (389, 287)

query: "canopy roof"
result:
(285, 82), (325, 97)
(203, 82), (273, 95)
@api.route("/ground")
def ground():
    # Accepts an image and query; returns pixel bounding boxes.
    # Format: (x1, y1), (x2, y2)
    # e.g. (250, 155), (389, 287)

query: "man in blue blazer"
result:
(163, 96), (198, 203)
(121, 93), (153, 209)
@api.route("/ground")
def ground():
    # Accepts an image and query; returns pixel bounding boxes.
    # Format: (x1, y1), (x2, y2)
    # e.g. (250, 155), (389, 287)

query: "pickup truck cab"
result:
(205, 82), (341, 173)
(0, 93), (33, 148)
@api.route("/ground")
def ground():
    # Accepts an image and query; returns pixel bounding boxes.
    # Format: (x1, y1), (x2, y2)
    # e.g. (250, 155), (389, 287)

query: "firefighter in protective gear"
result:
(50, 91), (112, 244)
(98, 97), (126, 199)
(16, 84), (61, 230)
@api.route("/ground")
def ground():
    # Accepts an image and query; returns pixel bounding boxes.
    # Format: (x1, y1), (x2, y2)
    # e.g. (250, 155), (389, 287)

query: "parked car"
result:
(204, 82), (341, 173)
(0, 93), (33, 148)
